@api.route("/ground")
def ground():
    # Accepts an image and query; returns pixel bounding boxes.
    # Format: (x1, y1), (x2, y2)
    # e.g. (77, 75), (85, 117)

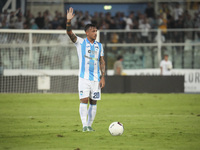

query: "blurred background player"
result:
(160, 54), (173, 76)
(66, 7), (105, 132)
(113, 55), (123, 75)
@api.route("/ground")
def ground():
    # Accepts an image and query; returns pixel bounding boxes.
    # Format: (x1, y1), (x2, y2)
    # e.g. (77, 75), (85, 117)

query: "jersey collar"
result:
(86, 37), (97, 44)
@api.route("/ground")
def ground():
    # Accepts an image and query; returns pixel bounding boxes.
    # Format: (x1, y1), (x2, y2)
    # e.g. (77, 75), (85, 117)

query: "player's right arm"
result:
(66, 7), (77, 43)
(160, 61), (163, 75)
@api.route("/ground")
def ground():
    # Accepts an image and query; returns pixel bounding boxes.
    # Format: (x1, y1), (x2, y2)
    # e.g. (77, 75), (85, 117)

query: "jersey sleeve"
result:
(170, 61), (173, 68)
(74, 36), (83, 47)
(74, 36), (84, 54)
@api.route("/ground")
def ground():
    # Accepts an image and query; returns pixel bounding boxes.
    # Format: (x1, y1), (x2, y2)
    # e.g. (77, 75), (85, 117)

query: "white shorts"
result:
(78, 77), (101, 100)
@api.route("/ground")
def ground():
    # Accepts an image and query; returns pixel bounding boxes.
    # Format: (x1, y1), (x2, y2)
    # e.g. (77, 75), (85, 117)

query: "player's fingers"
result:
(70, 7), (73, 13)
(99, 82), (102, 88)
(101, 83), (104, 89)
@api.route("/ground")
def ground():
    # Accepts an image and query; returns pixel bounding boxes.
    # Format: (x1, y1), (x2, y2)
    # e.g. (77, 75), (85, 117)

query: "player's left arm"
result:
(99, 56), (105, 88)
(160, 67), (163, 75)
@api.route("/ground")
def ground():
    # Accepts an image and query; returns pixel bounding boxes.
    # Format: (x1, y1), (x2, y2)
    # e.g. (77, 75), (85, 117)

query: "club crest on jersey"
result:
(95, 46), (99, 51)
(80, 91), (83, 96)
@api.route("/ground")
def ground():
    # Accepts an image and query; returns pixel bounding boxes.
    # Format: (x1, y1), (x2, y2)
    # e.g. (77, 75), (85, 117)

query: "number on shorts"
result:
(93, 92), (100, 99)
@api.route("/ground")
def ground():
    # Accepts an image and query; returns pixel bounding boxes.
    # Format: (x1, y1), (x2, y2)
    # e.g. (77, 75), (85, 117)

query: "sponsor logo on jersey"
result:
(84, 55), (98, 61)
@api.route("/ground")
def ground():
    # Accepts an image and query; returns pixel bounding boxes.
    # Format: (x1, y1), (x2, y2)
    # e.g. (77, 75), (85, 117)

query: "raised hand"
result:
(67, 7), (75, 20)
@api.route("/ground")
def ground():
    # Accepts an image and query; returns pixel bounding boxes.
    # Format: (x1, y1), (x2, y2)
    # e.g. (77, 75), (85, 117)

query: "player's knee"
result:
(80, 98), (88, 104)
(90, 99), (97, 105)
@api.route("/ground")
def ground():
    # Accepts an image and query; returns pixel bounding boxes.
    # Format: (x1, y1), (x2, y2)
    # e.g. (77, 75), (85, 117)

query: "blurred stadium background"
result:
(0, 0), (200, 93)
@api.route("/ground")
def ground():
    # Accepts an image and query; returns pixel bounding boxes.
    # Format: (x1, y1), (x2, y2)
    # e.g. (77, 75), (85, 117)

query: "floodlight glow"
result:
(104, 5), (112, 10)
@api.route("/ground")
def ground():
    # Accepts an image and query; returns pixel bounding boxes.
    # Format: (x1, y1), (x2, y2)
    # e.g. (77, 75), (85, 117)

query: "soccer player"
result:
(66, 7), (105, 132)
(160, 54), (173, 75)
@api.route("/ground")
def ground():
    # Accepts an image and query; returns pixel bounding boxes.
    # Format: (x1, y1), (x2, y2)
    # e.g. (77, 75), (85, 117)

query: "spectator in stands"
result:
(99, 20), (109, 30)
(125, 12), (134, 30)
(30, 19), (38, 29)
(84, 11), (92, 20)
(138, 12), (144, 27)
(160, 54), (172, 76)
(9, 11), (17, 28)
(1, 9), (10, 25)
(83, 15), (92, 26)
(173, 3), (183, 21)
(145, 3), (155, 19)
(26, 12), (35, 29)
(77, 11), (84, 29)
(1, 16), (9, 29)
(114, 55), (123, 76)
(35, 12), (44, 29)
(91, 12), (99, 27)
(14, 17), (23, 29)
(158, 13), (167, 38)
(105, 12), (115, 29)
(45, 10), (53, 22)
(23, 22), (28, 29)
(43, 11), (50, 29)
(57, 12), (64, 28)
(0, 3), (198, 32)
(51, 17), (60, 29)
(114, 12), (122, 29)
(166, 11), (174, 29)
(159, 3), (170, 15)
(139, 18), (151, 43)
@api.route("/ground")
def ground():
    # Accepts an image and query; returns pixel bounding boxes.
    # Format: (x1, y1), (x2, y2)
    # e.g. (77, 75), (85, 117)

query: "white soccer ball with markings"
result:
(109, 122), (124, 136)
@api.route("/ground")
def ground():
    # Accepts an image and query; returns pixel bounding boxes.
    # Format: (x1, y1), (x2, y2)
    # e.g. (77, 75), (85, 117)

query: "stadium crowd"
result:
(0, 3), (200, 30)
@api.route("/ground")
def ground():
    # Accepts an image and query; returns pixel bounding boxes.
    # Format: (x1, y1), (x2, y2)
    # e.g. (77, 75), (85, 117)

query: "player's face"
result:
(86, 27), (97, 41)
(164, 55), (168, 61)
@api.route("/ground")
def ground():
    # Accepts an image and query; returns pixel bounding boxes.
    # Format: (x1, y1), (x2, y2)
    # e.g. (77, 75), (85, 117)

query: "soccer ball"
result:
(109, 122), (124, 136)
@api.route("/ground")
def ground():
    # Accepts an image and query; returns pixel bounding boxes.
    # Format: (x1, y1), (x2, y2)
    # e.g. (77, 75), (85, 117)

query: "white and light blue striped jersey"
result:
(74, 36), (104, 82)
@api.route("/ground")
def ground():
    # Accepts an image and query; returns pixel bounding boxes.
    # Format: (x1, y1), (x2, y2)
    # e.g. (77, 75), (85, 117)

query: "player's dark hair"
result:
(84, 24), (96, 32)
(164, 54), (169, 56)
(117, 55), (123, 60)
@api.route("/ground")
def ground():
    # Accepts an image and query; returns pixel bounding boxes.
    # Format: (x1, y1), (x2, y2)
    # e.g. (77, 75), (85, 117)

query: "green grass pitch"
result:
(0, 93), (200, 150)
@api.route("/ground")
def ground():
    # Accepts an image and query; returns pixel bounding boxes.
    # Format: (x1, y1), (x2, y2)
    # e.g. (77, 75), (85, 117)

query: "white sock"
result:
(87, 104), (97, 127)
(79, 103), (88, 127)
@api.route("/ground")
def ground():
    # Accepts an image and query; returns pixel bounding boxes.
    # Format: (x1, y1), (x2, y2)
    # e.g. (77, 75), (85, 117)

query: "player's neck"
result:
(87, 37), (95, 44)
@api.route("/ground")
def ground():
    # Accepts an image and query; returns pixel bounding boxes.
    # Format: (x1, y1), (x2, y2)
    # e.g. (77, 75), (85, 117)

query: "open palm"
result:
(67, 7), (75, 20)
